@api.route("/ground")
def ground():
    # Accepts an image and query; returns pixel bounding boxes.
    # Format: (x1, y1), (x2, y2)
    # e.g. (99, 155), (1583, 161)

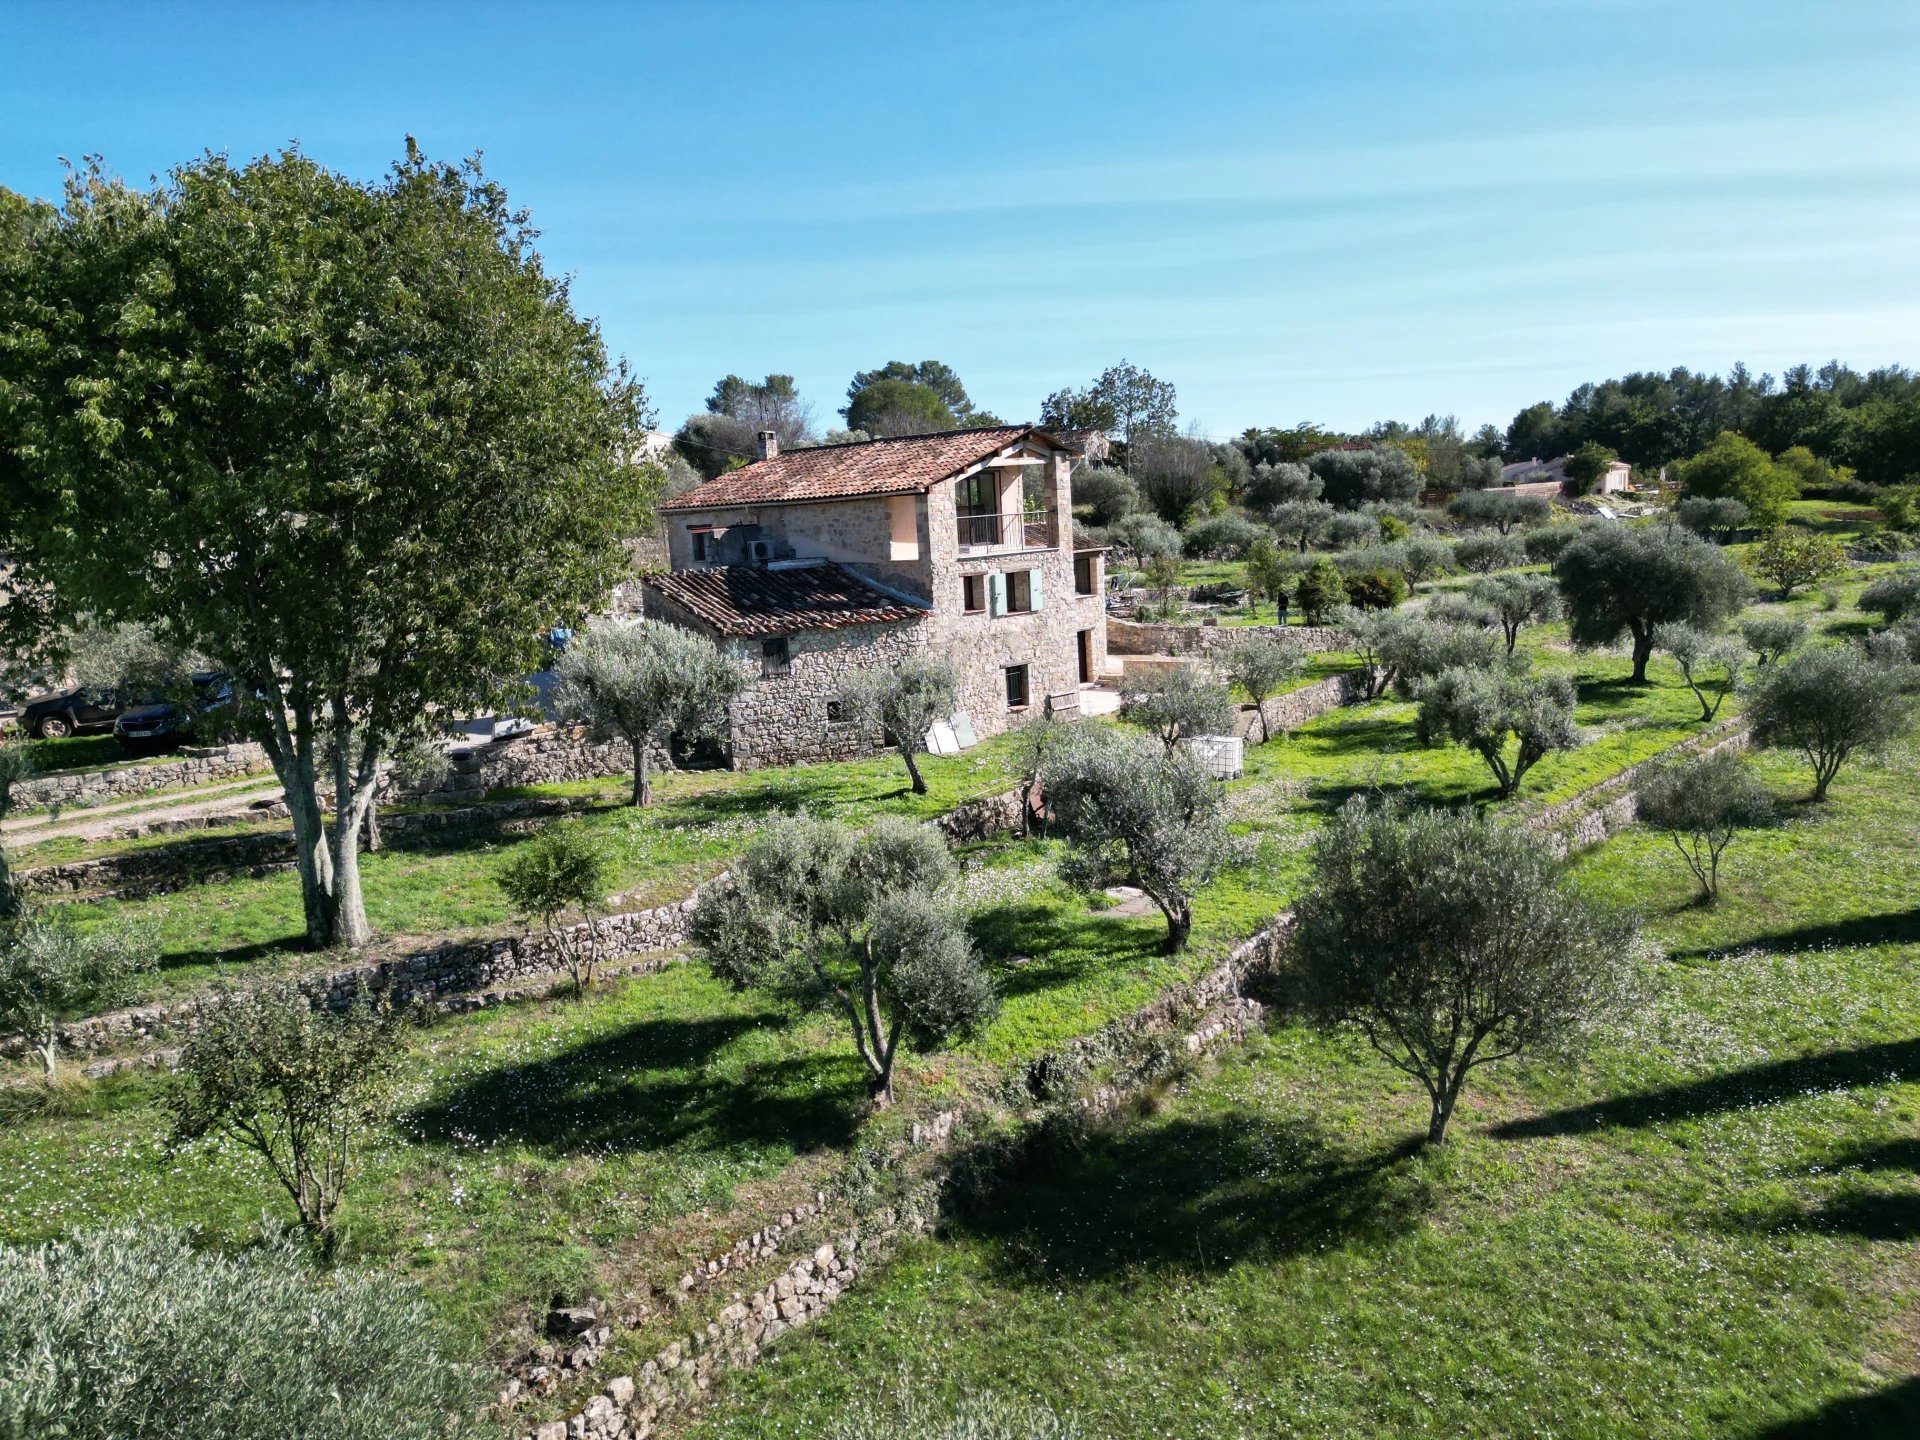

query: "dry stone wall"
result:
(12, 742), (268, 810)
(1106, 618), (1345, 657)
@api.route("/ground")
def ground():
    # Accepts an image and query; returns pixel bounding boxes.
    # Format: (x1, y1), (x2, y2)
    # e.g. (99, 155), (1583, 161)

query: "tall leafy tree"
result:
(844, 378), (956, 437)
(845, 361), (990, 426)
(1553, 525), (1750, 684)
(705, 372), (815, 449)
(0, 147), (651, 950)
(1040, 361), (1176, 469)
(1673, 431), (1798, 527)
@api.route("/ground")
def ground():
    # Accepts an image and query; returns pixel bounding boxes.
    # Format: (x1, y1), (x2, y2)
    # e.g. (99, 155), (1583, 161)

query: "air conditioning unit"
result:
(747, 540), (773, 565)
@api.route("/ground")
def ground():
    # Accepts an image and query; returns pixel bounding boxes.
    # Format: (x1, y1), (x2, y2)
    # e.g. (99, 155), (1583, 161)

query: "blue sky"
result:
(4, 1), (1917, 439)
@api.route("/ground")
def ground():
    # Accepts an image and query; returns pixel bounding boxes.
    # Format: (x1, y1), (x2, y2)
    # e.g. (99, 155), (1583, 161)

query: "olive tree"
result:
(838, 656), (958, 796)
(170, 983), (407, 1246)
(0, 1224), (484, 1440)
(1119, 664), (1235, 751)
(1553, 524), (1750, 683)
(496, 822), (614, 998)
(1449, 489), (1551, 534)
(1453, 532), (1527, 575)
(1415, 667), (1578, 798)
(1398, 535), (1456, 592)
(1859, 568), (1920, 625)
(1635, 750), (1775, 899)
(1040, 728), (1243, 953)
(553, 620), (745, 807)
(1654, 622), (1745, 722)
(1747, 646), (1914, 800)
(1339, 607), (1425, 701)
(1385, 617), (1506, 700)
(1740, 615), (1807, 667)
(690, 817), (993, 1106)
(1269, 498), (1336, 553)
(1290, 798), (1636, 1145)
(1469, 572), (1562, 653)
(0, 914), (153, 1080)
(0, 148), (653, 951)
(1006, 710), (1072, 836)
(1220, 632), (1305, 742)
(1675, 496), (1750, 544)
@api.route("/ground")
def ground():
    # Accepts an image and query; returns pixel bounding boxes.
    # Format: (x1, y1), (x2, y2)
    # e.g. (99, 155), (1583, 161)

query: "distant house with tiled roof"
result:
(1498, 454), (1633, 496)
(643, 425), (1109, 768)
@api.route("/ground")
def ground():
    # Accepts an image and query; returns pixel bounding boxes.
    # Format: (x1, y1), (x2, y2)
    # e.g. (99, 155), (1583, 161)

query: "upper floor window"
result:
(1006, 570), (1033, 614)
(690, 528), (711, 564)
(761, 637), (790, 678)
(1074, 553), (1098, 596)
(962, 574), (986, 614)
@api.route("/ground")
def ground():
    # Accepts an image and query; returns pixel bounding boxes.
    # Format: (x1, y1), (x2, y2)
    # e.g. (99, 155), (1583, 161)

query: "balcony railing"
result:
(957, 510), (1054, 550)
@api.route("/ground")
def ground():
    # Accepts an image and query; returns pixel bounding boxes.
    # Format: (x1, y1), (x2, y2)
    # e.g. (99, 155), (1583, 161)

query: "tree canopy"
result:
(0, 145), (652, 951)
(845, 361), (994, 427)
(1552, 524), (1750, 683)
(844, 378), (956, 437)
(1289, 798), (1636, 1144)
(1673, 431), (1798, 528)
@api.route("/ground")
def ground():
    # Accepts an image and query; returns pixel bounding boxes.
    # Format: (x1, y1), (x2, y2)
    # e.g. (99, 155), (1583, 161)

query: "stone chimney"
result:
(757, 430), (779, 461)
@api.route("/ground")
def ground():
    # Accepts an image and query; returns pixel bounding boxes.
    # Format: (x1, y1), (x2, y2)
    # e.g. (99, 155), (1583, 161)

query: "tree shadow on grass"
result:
(405, 1012), (866, 1159)
(969, 901), (1165, 1002)
(1668, 907), (1920, 963)
(1729, 1137), (1920, 1243)
(1492, 1038), (1920, 1141)
(1744, 1376), (1920, 1438)
(946, 1112), (1431, 1287)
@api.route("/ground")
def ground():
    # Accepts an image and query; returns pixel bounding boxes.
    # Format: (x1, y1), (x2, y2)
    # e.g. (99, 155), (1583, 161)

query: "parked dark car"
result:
(113, 672), (234, 752)
(18, 685), (133, 739)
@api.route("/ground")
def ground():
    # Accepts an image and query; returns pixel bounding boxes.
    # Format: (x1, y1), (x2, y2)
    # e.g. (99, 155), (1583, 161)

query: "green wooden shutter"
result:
(989, 572), (1007, 617)
(1028, 568), (1043, 612)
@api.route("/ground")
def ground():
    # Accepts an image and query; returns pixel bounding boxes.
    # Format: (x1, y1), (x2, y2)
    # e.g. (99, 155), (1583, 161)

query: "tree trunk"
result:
(272, 739), (335, 950)
(35, 1035), (58, 1082)
(1629, 625), (1654, 684)
(1426, 1089), (1457, 1144)
(1160, 899), (1191, 954)
(362, 803), (381, 853)
(632, 742), (652, 807)
(901, 745), (927, 795)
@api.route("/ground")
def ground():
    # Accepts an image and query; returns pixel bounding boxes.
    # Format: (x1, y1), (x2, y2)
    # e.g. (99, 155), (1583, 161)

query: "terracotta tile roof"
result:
(660, 425), (1075, 511)
(641, 563), (927, 637)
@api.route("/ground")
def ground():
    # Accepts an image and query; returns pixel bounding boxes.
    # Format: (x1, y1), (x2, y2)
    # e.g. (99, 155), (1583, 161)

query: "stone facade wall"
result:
(13, 742), (269, 810)
(653, 439), (1107, 768)
(1105, 618), (1347, 657)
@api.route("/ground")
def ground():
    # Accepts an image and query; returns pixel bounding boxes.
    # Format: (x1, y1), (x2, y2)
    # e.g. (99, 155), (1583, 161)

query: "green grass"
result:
(686, 739), (1920, 1440)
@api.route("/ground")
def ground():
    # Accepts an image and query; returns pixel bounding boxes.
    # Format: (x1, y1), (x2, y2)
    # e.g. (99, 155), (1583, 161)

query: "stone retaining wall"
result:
(402, 728), (663, 804)
(1234, 671), (1363, 741)
(13, 742), (268, 810)
(1522, 717), (1750, 859)
(9, 784), (1032, 1063)
(1106, 617), (1345, 657)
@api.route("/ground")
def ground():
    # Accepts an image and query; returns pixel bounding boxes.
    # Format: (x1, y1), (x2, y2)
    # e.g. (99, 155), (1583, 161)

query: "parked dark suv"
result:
(113, 672), (235, 752)
(17, 685), (133, 739)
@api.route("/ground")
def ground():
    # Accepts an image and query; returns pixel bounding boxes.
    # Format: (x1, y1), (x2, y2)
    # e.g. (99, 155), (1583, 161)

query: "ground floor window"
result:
(1005, 663), (1030, 710)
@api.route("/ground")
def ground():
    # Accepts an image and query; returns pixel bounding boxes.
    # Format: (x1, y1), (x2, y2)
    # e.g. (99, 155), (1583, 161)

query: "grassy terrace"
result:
(0, 639), (1754, 1361)
(688, 739), (1920, 1440)
(43, 740), (1025, 1002)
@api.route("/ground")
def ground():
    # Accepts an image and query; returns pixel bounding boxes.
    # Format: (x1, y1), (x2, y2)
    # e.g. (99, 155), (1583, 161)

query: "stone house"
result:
(644, 425), (1109, 769)
(1498, 454), (1634, 496)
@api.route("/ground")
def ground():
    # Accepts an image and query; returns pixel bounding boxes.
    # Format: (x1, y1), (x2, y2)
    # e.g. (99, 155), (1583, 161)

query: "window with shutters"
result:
(761, 637), (790, 678)
(962, 574), (986, 613)
(1006, 570), (1033, 614)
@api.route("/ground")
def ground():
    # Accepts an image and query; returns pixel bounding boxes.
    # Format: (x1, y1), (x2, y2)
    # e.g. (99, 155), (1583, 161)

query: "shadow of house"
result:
(943, 1112), (1430, 1287)
(406, 1012), (866, 1159)
(1669, 907), (1920, 963)
(1492, 1038), (1920, 1140)
(1744, 1376), (1920, 1438)
(1731, 1136), (1920, 1244)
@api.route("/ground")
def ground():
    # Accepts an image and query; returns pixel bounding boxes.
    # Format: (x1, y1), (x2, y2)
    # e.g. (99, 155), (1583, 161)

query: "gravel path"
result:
(1, 776), (285, 844)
